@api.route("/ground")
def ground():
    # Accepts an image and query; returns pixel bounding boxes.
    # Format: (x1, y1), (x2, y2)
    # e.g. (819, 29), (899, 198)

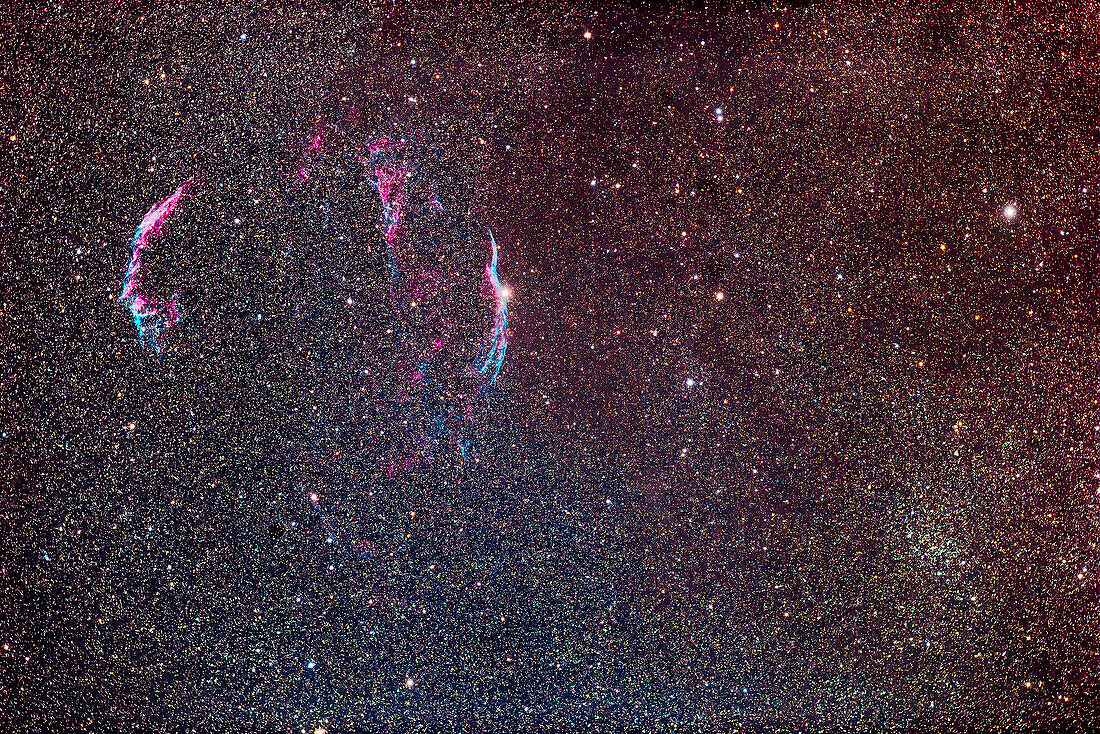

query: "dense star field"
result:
(7, 1), (1100, 730)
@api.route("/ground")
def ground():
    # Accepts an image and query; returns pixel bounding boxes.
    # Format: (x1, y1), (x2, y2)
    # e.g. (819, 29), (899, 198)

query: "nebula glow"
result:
(479, 230), (509, 385)
(120, 181), (190, 353)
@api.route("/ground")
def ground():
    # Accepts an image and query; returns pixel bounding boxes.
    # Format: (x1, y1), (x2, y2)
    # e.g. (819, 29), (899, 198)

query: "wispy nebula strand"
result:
(480, 230), (509, 385)
(120, 182), (190, 352)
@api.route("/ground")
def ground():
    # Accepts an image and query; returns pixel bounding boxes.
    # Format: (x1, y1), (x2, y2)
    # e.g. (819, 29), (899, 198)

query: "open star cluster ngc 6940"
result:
(6, 2), (1100, 731)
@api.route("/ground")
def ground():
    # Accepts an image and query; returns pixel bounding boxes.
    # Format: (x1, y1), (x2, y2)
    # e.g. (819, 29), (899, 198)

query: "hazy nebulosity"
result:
(5, 2), (1100, 730)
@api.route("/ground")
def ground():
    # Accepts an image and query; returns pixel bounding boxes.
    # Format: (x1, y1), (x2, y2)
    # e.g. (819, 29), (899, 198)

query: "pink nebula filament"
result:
(120, 181), (190, 352)
(479, 231), (509, 384)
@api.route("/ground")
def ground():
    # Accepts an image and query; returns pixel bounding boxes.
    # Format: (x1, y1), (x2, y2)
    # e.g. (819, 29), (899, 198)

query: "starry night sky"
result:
(6, 2), (1100, 730)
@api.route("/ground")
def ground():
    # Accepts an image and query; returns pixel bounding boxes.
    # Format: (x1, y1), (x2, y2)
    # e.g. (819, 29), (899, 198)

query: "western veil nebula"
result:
(359, 133), (510, 465)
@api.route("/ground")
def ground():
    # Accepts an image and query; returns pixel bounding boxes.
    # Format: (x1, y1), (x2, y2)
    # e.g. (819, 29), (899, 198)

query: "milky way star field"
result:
(9, 2), (1100, 731)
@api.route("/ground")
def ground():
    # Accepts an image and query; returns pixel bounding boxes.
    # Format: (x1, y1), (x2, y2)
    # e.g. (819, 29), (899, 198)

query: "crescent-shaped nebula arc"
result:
(119, 181), (190, 353)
